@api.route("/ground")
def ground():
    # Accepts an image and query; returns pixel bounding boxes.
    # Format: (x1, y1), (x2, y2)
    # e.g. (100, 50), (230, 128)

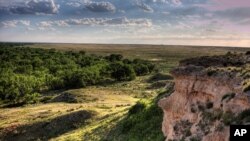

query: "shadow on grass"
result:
(100, 102), (165, 141)
(0, 110), (94, 141)
(100, 85), (174, 141)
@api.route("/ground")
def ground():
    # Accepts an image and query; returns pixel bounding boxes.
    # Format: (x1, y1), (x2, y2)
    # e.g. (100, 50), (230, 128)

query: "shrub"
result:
(24, 92), (41, 104)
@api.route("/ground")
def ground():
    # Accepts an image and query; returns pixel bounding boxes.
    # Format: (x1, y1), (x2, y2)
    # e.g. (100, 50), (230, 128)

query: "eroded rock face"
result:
(158, 67), (250, 141)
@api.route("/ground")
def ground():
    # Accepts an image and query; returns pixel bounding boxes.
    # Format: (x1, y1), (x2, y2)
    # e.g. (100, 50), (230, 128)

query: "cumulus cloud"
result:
(9, 0), (59, 15)
(135, 0), (154, 12)
(37, 21), (53, 27)
(85, 1), (116, 12)
(37, 17), (152, 28)
(66, 2), (81, 8)
(1, 20), (30, 28)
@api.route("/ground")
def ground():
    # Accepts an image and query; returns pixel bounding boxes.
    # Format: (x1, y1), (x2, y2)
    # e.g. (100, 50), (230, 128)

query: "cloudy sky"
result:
(0, 0), (250, 47)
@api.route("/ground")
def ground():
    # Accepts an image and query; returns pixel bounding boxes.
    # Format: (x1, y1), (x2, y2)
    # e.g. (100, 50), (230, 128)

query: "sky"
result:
(0, 0), (250, 47)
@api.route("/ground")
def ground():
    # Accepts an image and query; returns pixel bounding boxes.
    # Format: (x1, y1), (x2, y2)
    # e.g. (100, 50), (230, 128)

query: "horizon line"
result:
(0, 41), (250, 49)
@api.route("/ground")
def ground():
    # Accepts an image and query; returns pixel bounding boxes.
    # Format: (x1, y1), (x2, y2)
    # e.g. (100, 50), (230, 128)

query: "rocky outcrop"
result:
(158, 53), (250, 141)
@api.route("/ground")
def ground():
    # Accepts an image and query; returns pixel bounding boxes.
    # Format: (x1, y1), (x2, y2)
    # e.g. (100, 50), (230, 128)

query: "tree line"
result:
(0, 44), (155, 105)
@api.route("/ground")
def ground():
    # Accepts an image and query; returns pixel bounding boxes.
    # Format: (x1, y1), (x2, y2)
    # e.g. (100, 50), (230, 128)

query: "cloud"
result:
(9, 0), (59, 15)
(85, 1), (116, 12)
(37, 17), (152, 28)
(208, 0), (250, 10)
(1, 20), (30, 28)
(147, 0), (182, 6)
(238, 18), (250, 25)
(170, 0), (182, 6)
(19, 20), (31, 26)
(169, 6), (207, 16)
(135, 0), (154, 12)
(66, 2), (81, 8)
(37, 21), (53, 27)
(215, 7), (250, 21)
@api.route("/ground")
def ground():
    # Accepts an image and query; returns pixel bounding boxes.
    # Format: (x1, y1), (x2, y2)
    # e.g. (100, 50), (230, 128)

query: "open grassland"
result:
(30, 43), (249, 73)
(1, 43), (250, 141)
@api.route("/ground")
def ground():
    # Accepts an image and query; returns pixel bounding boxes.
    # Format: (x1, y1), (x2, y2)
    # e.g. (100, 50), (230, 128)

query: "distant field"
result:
(30, 43), (250, 73)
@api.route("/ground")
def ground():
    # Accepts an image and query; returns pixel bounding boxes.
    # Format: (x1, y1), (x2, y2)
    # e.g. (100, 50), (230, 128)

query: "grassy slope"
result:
(0, 86), (138, 141)
(1, 44), (249, 141)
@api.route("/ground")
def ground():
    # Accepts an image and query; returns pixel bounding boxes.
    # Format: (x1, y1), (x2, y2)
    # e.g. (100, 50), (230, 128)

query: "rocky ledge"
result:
(159, 52), (250, 141)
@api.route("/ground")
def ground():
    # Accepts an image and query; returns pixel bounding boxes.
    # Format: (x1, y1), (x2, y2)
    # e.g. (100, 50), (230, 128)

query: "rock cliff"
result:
(159, 53), (250, 141)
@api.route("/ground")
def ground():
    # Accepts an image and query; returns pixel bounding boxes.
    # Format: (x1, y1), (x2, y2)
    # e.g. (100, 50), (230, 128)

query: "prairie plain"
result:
(0, 43), (249, 141)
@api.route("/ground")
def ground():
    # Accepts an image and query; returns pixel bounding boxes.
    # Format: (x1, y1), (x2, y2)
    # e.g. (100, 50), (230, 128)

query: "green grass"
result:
(101, 100), (165, 141)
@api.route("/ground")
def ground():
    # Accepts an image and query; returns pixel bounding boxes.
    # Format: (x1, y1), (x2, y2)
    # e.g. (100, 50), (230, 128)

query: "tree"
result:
(106, 54), (123, 62)
(110, 62), (136, 81)
(133, 64), (149, 76)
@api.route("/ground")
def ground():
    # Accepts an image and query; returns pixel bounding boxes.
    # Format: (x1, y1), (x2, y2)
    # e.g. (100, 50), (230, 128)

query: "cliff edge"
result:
(159, 52), (250, 141)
